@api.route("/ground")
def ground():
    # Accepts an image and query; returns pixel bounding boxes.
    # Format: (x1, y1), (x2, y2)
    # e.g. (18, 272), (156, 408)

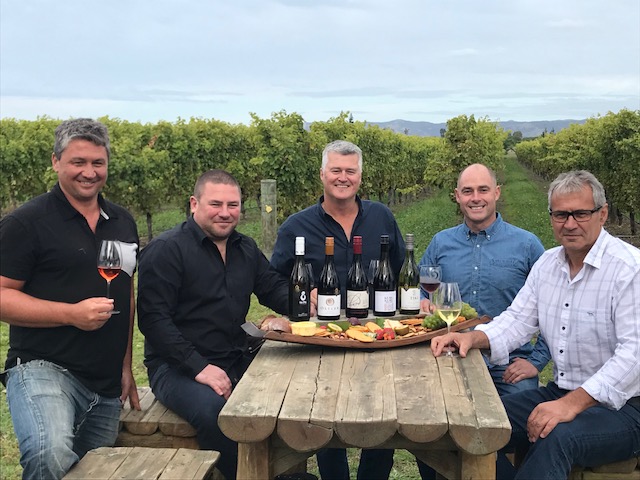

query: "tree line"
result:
(3, 110), (637, 239)
(1, 112), (507, 239)
(515, 109), (639, 234)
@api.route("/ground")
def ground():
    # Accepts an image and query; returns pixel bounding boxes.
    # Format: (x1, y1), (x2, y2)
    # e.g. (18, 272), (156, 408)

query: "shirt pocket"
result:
(487, 259), (526, 292)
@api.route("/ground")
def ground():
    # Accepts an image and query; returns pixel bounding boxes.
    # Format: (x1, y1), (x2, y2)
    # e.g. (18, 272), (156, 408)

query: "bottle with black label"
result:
(346, 236), (368, 318)
(289, 236), (310, 321)
(398, 233), (420, 315)
(373, 234), (397, 316)
(317, 237), (341, 320)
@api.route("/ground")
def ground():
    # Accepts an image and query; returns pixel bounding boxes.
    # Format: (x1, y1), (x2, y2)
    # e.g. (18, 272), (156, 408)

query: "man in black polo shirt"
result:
(0, 118), (140, 480)
(137, 169), (293, 480)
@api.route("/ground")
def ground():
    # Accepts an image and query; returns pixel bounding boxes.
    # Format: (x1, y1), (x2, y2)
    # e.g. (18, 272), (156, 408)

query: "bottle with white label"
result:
(373, 234), (396, 316)
(346, 236), (368, 318)
(317, 237), (341, 320)
(398, 233), (420, 315)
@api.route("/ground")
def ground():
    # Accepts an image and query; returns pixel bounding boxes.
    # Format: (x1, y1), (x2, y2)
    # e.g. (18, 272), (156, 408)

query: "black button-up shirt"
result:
(138, 216), (288, 377)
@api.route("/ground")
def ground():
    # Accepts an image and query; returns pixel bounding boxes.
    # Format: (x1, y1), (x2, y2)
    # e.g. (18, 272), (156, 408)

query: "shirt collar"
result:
(463, 212), (503, 240)
(52, 182), (114, 221)
(187, 215), (241, 246)
(317, 194), (364, 217)
(553, 228), (609, 270)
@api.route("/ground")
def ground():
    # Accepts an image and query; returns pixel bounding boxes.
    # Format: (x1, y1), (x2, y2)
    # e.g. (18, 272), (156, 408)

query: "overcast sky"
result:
(1, 0), (638, 126)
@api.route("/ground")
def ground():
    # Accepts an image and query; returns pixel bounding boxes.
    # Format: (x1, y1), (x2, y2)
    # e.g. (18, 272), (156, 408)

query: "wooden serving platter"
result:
(260, 316), (490, 349)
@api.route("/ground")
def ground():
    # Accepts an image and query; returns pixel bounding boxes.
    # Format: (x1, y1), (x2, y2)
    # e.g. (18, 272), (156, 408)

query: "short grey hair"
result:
(548, 170), (607, 210)
(54, 118), (110, 160)
(321, 140), (363, 171)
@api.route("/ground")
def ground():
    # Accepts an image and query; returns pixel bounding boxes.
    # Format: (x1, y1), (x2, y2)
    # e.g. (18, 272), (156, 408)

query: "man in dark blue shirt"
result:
(270, 140), (405, 480)
(138, 169), (290, 480)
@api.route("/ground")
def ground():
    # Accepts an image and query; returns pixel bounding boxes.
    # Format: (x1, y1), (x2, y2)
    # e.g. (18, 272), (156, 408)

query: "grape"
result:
(348, 317), (361, 326)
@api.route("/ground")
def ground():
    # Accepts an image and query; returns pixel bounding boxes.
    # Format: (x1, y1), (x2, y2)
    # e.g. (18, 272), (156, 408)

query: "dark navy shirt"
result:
(270, 195), (405, 308)
(138, 216), (289, 378)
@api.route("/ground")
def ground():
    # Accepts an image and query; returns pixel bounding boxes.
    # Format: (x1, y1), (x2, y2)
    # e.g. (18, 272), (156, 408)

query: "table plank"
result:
(64, 447), (132, 479)
(334, 350), (397, 447)
(438, 350), (511, 455)
(219, 342), (298, 443)
(391, 345), (449, 443)
(111, 447), (175, 479)
(277, 346), (334, 451)
(158, 449), (220, 480)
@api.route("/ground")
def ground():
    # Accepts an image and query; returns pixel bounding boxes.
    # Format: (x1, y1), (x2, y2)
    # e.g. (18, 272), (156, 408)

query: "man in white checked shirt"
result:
(432, 170), (640, 479)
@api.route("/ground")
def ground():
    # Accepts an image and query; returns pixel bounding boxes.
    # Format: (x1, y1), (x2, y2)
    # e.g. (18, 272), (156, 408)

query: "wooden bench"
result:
(117, 387), (198, 449)
(63, 447), (219, 480)
(570, 457), (640, 480)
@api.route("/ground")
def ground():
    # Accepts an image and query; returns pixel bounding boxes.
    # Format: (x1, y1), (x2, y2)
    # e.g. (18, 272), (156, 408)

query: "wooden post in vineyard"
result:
(260, 179), (277, 259)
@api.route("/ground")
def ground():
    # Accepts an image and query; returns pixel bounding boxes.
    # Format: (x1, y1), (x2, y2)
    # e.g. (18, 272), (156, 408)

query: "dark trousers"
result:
(316, 448), (395, 480)
(148, 357), (252, 480)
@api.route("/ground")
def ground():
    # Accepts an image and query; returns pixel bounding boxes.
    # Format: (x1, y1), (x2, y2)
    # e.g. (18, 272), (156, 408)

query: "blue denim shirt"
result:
(419, 213), (550, 370)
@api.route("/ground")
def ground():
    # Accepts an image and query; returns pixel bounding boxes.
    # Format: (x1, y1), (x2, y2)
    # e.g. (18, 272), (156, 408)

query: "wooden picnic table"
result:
(218, 341), (511, 480)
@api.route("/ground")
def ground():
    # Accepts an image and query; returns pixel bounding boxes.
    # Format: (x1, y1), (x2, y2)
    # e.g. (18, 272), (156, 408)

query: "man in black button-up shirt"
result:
(138, 169), (289, 480)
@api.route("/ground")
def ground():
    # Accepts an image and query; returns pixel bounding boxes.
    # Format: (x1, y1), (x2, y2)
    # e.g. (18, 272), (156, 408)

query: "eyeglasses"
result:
(548, 206), (602, 223)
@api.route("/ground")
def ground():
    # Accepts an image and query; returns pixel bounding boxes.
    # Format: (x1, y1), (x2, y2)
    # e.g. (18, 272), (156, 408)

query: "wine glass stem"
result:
(106, 281), (111, 300)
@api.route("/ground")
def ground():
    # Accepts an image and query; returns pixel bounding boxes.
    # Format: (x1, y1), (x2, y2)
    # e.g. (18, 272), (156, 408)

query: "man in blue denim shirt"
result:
(419, 163), (551, 393)
(415, 163), (550, 479)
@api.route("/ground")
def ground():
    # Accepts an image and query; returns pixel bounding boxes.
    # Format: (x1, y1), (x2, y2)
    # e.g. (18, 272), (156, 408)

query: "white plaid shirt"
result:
(477, 229), (640, 410)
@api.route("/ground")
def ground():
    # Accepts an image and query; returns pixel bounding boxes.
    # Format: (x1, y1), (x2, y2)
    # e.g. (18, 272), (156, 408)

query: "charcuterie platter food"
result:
(247, 314), (490, 349)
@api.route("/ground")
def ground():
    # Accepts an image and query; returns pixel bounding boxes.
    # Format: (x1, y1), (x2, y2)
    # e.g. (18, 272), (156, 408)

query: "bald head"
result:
(457, 164), (497, 189)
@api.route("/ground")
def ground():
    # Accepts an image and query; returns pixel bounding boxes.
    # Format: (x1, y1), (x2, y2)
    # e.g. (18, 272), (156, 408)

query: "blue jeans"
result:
(148, 361), (250, 480)
(6, 360), (122, 480)
(316, 448), (395, 480)
(499, 383), (640, 480)
(489, 364), (540, 396)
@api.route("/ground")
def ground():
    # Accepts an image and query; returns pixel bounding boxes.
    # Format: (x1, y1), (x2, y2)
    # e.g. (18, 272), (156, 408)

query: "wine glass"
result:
(419, 265), (442, 301)
(97, 240), (122, 314)
(433, 282), (462, 357)
(367, 259), (379, 312)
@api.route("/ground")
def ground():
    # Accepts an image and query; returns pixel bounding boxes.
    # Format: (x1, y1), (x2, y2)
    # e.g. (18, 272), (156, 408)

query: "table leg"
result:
(460, 451), (496, 479)
(238, 440), (271, 480)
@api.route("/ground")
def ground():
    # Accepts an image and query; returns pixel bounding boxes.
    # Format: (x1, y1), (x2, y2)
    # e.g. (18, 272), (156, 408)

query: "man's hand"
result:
(431, 330), (489, 357)
(527, 388), (597, 442)
(195, 364), (233, 399)
(420, 298), (435, 314)
(69, 298), (115, 331)
(503, 357), (539, 384)
(120, 369), (140, 410)
(310, 288), (318, 317)
(431, 332), (467, 357)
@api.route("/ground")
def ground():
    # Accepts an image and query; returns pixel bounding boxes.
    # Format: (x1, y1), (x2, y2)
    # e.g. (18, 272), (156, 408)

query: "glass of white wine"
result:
(433, 282), (462, 356)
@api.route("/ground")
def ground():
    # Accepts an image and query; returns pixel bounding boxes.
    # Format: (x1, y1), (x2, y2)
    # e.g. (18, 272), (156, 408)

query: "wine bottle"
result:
(289, 236), (311, 321)
(373, 234), (396, 317)
(398, 233), (420, 315)
(346, 236), (369, 318)
(317, 237), (341, 321)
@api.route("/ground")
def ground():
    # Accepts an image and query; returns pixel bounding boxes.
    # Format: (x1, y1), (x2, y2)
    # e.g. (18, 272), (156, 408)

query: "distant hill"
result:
(367, 119), (587, 138)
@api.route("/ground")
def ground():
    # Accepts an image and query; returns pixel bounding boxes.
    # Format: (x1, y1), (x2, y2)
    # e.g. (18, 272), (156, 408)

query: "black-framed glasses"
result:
(549, 206), (602, 223)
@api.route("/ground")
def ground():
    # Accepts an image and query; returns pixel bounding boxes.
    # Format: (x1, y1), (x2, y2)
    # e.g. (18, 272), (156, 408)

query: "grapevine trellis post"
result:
(260, 179), (277, 259)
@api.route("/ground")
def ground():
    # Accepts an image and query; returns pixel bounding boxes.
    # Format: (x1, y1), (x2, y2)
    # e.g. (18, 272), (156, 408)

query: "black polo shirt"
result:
(1, 183), (139, 397)
(137, 216), (289, 378)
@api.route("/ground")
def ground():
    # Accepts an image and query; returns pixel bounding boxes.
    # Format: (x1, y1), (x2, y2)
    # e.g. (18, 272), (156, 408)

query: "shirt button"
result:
(474, 266), (478, 270)
(559, 349), (564, 354)
(560, 372), (564, 377)
(473, 291), (477, 295)
(476, 245), (480, 248)
(562, 326), (566, 330)
(565, 303), (569, 307)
